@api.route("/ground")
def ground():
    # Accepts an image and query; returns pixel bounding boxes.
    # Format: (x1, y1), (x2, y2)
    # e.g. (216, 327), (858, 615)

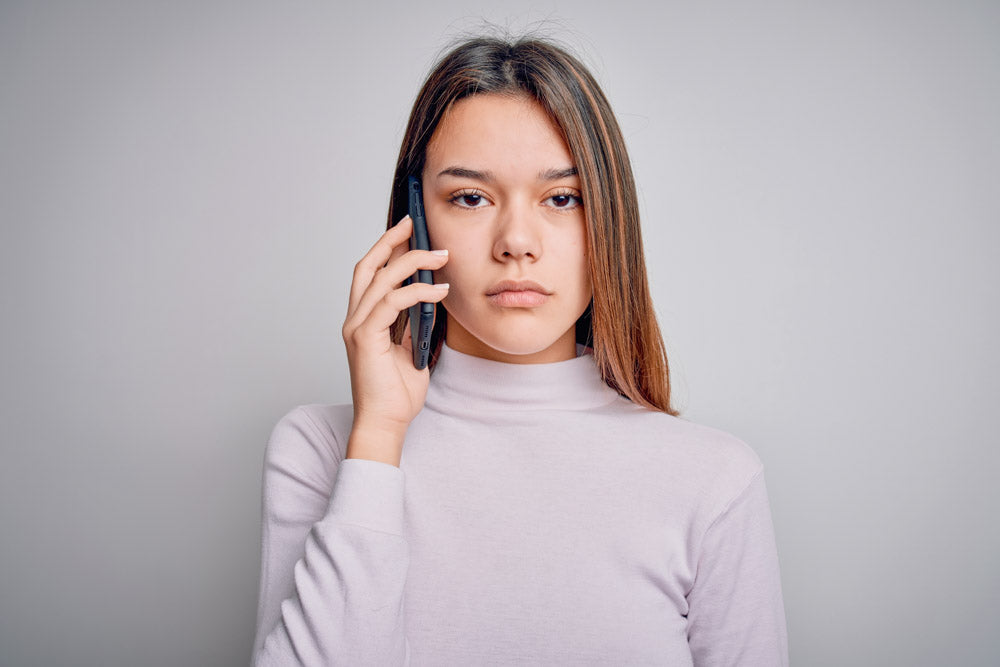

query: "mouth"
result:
(485, 280), (552, 308)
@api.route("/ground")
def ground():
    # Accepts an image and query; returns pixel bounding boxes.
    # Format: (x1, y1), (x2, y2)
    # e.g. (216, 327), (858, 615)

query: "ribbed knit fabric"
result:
(253, 344), (788, 666)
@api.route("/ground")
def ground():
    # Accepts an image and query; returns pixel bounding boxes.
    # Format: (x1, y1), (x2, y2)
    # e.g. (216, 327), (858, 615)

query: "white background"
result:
(1, 1), (997, 664)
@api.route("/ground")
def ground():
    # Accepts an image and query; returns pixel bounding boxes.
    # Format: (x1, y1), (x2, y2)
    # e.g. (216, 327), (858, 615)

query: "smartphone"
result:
(405, 175), (435, 369)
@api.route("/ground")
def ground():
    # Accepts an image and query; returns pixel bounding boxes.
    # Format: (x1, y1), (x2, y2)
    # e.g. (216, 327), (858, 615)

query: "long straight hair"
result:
(388, 36), (677, 415)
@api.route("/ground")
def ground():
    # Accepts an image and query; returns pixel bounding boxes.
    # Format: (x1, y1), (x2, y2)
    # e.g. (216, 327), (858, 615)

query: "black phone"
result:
(405, 175), (435, 369)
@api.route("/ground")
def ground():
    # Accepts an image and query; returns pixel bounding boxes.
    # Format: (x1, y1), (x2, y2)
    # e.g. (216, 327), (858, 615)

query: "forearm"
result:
(254, 457), (411, 666)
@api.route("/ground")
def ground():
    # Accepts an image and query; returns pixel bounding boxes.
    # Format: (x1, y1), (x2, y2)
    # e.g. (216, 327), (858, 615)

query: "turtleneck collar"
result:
(424, 342), (622, 414)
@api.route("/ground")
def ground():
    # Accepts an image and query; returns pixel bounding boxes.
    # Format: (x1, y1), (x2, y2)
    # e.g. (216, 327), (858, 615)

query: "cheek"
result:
(429, 230), (479, 277)
(434, 250), (475, 294)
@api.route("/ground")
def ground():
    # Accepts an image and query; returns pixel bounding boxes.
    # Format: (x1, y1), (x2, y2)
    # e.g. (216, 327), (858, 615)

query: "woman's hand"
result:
(342, 215), (449, 466)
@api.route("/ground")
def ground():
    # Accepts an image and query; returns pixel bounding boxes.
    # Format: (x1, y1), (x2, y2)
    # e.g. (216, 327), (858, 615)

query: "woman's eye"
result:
(545, 193), (582, 210)
(448, 191), (489, 209)
(448, 190), (581, 210)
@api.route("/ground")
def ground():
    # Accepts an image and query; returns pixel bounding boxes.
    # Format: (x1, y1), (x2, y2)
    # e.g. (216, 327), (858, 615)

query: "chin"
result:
(477, 335), (563, 357)
(446, 313), (578, 362)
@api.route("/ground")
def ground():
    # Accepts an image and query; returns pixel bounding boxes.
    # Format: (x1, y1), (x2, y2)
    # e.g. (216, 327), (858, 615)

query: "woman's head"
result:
(420, 92), (592, 365)
(388, 34), (677, 415)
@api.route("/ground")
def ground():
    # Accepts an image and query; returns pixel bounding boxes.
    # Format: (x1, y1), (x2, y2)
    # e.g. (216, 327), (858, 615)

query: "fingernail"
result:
(434, 282), (450, 289)
(431, 249), (449, 256)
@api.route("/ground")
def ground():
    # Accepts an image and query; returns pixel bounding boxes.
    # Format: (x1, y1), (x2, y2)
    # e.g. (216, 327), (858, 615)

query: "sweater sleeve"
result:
(252, 407), (411, 666)
(686, 469), (788, 667)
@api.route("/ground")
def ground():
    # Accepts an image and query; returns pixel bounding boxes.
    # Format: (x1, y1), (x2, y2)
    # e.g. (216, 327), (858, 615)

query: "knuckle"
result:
(381, 290), (398, 309)
(352, 262), (370, 283)
(348, 326), (367, 347)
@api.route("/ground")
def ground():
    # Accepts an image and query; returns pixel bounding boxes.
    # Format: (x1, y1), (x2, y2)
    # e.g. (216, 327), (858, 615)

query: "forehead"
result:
(424, 94), (574, 174)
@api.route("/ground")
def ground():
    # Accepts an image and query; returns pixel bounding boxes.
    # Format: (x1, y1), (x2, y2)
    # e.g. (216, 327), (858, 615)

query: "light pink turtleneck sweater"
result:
(253, 344), (788, 665)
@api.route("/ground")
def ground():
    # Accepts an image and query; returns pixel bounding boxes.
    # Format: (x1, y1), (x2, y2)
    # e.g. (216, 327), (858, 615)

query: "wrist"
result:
(346, 420), (407, 467)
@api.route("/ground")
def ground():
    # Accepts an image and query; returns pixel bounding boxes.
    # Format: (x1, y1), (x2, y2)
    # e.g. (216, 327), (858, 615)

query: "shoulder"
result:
(662, 412), (761, 476)
(263, 403), (354, 486)
(605, 401), (765, 517)
(607, 400), (761, 472)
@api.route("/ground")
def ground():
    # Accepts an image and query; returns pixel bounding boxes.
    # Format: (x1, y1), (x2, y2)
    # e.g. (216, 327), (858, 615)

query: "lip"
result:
(485, 279), (552, 308)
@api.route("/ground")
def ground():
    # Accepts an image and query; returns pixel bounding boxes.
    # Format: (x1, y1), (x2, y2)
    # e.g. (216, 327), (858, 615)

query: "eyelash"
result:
(447, 189), (583, 211)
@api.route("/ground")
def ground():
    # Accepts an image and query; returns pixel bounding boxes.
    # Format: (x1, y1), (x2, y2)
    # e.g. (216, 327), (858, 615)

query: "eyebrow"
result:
(436, 166), (578, 182)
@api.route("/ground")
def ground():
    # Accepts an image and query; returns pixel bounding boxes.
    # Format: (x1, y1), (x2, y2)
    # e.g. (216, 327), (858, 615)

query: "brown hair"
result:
(388, 35), (677, 415)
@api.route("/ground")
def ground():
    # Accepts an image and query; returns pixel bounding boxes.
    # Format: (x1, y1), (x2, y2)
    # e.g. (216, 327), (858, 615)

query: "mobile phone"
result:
(405, 175), (435, 369)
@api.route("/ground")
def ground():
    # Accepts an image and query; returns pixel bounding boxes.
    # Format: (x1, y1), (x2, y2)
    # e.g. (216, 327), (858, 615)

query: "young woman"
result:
(253, 35), (788, 666)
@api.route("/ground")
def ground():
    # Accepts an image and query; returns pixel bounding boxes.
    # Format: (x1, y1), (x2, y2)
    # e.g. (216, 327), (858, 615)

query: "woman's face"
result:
(421, 93), (592, 364)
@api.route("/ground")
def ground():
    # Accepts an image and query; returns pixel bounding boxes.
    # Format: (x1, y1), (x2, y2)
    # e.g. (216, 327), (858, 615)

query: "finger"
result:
(348, 215), (412, 316)
(352, 249), (449, 325)
(351, 282), (450, 347)
(385, 232), (410, 271)
(348, 216), (413, 316)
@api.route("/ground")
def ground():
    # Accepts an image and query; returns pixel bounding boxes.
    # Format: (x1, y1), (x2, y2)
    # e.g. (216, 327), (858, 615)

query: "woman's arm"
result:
(253, 218), (449, 665)
(252, 407), (410, 666)
(686, 469), (789, 667)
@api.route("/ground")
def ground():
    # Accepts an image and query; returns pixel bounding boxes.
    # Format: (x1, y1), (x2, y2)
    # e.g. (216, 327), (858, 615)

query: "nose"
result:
(492, 201), (541, 262)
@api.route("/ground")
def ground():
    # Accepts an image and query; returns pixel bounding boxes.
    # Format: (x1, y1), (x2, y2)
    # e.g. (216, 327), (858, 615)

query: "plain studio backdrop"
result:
(1, 1), (997, 665)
